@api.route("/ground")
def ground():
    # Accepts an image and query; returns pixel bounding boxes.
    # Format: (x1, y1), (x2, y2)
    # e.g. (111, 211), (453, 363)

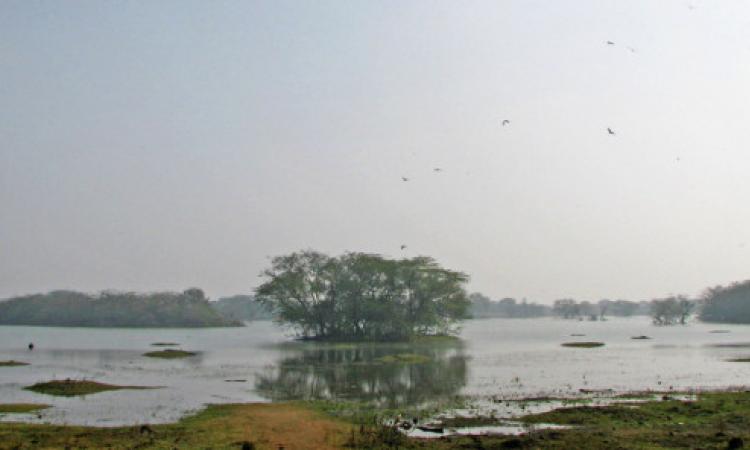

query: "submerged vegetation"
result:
(25, 380), (154, 397)
(143, 349), (196, 359)
(0, 288), (241, 328)
(256, 251), (470, 341)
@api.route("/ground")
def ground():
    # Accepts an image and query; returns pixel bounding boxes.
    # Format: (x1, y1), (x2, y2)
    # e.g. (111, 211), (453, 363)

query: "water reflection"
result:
(255, 343), (468, 407)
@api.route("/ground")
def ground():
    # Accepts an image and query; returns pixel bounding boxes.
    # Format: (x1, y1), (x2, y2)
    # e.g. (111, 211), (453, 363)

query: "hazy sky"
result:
(2, 0), (749, 302)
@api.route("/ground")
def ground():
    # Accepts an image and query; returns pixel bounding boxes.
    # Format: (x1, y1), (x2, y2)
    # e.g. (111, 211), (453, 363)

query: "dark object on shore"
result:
(416, 425), (444, 434)
(631, 335), (652, 340)
(240, 442), (255, 450)
(139, 425), (153, 434)
(28, 343), (34, 350)
(728, 437), (744, 449)
(399, 421), (412, 430)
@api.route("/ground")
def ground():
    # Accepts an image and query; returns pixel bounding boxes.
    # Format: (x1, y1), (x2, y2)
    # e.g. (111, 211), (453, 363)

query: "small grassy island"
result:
(0, 360), (29, 367)
(0, 404), (49, 414)
(561, 341), (605, 348)
(25, 380), (155, 397)
(143, 349), (196, 359)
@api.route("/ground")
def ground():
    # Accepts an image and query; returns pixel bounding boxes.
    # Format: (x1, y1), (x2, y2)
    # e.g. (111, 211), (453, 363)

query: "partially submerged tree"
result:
(255, 251), (470, 341)
(650, 296), (693, 325)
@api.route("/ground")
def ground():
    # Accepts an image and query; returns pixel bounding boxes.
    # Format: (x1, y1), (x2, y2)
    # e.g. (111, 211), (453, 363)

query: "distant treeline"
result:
(469, 293), (651, 319)
(0, 289), (242, 328)
(700, 280), (750, 324)
(211, 295), (274, 322)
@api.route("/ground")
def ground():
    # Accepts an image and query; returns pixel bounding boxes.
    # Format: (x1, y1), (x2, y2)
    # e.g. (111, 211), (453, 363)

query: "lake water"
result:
(2, 317), (750, 426)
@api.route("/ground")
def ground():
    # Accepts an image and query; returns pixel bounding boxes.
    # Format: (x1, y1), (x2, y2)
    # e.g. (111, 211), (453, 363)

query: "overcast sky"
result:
(2, 0), (749, 302)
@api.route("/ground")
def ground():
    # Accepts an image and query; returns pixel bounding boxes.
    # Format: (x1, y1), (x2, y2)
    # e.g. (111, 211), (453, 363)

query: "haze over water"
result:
(3, 1), (750, 302)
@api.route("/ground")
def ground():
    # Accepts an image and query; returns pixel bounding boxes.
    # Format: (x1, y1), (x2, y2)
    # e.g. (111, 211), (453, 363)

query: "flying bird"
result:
(401, 177), (409, 182)
(607, 128), (615, 135)
(400, 245), (407, 250)
(607, 41), (615, 45)
(501, 119), (510, 126)
(433, 168), (442, 172)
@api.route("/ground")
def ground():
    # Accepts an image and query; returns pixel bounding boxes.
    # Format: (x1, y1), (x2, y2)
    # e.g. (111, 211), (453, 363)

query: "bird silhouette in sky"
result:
(607, 41), (615, 45)
(501, 119), (510, 126)
(400, 245), (407, 250)
(433, 168), (442, 172)
(607, 128), (616, 135)
(401, 177), (409, 182)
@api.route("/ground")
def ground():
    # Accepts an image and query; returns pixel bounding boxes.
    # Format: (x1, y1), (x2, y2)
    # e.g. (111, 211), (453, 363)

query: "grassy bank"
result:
(0, 403), (350, 450)
(2, 391), (750, 448)
(25, 380), (155, 397)
(0, 404), (49, 414)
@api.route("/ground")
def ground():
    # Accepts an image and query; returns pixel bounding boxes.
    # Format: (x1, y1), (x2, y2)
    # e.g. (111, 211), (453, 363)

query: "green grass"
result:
(374, 353), (431, 364)
(0, 360), (29, 367)
(143, 349), (196, 358)
(4, 392), (750, 448)
(25, 380), (155, 397)
(0, 404), (49, 414)
(561, 341), (605, 348)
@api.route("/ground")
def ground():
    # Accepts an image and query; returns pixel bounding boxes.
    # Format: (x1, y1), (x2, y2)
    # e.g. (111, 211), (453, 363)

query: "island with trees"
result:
(0, 288), (241, 328)
(255, 251), (470, 341)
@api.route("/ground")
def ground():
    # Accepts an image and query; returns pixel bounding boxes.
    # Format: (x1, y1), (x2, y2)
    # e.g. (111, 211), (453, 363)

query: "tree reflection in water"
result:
(255, 342), (468, 408)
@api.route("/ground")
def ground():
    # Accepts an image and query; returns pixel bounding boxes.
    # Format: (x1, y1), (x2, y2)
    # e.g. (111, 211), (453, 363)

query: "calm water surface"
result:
(1, 317), (750, 425)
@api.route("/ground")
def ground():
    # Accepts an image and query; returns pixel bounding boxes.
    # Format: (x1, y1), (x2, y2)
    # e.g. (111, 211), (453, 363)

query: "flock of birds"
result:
(396, 39), (629, 252)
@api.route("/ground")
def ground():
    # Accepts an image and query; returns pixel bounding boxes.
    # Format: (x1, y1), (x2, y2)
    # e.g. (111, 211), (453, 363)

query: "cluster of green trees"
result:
(700, 280), (750, 323)
(255, 251), (470, 341)
(0, 288), (241, 327)
(469, 293), (551, 318)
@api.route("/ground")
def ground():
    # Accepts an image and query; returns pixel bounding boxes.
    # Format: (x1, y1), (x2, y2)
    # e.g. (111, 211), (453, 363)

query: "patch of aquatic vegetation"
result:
(0, 404), (49, 414)
(25, 380), (155, 397)
(150, 342), (180, 346)
(375, 353), (431, 364)
(143, 349), (196, 358)
(561, 341), (605, 348)
(0, 360), (29, 367)
(710, 342), (750, 348)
